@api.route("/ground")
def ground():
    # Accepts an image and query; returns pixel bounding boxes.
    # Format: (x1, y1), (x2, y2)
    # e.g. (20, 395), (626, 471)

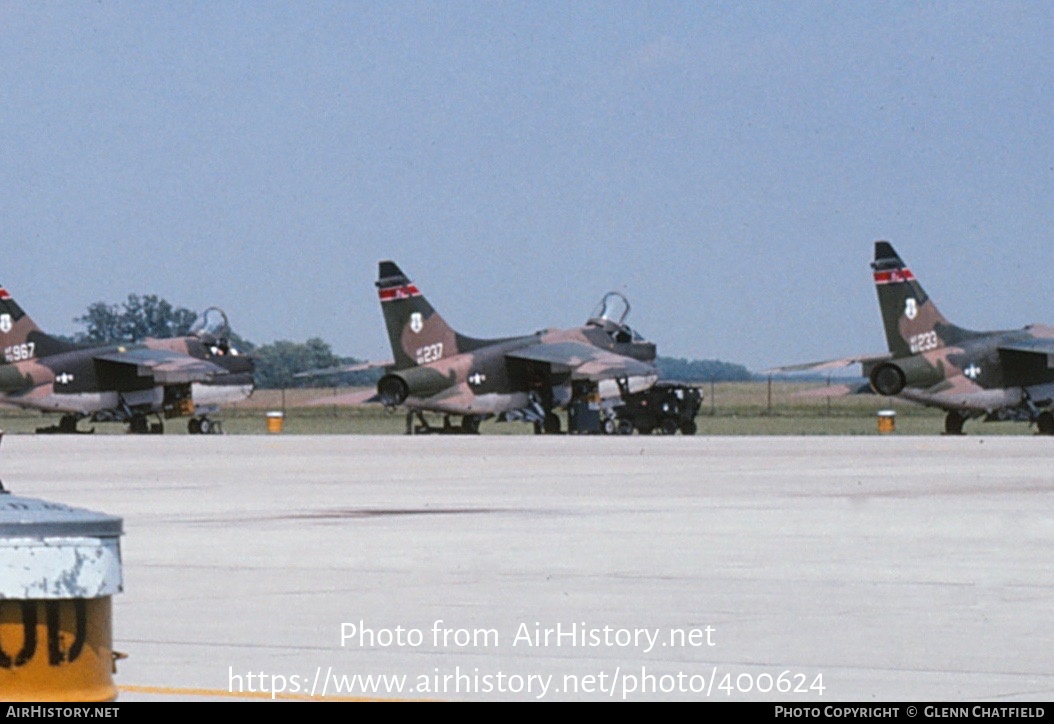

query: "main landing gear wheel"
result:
(461, 415), (482, 434)
(36, 414), (92, 434)
(680, 420), (698, 436)
(188, 417), (221, 435)
(943, 411), (965, 436)
(1036, 411), (1054, 436)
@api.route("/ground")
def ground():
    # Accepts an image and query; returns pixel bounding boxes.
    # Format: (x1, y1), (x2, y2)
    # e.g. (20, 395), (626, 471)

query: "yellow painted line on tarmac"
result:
(119, 684), (427, 702)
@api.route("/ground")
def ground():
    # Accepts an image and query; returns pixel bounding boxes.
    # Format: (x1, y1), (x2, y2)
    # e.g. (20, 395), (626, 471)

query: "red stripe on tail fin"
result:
(873, 269), (916, 285)
(378, 284), (421, 302)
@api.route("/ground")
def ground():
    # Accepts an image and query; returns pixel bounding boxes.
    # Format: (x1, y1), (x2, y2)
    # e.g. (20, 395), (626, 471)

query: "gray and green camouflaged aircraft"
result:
(312, 260), (664, 434)
(780, 241), (1054, 435)
(0, 287), (254, 434)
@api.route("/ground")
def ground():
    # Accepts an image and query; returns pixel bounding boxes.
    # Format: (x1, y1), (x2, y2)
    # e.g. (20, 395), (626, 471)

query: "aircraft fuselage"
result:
(0, 338), (254, 420)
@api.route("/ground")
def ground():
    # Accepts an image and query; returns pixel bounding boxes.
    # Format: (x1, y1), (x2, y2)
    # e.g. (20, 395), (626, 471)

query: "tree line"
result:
(67, 294), (753, 388)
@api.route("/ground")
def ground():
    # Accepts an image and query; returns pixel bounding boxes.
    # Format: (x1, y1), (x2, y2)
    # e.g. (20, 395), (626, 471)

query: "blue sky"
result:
(2, 2), (1052, 371)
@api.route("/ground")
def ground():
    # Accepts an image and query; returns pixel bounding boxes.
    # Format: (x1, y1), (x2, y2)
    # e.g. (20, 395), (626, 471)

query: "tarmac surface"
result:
(3, 433), (1052, 702)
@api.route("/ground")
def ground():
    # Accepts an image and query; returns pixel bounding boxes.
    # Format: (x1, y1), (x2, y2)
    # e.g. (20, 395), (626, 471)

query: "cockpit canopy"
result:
(587, 292), (647, 344)
(190, 307), (239, 355)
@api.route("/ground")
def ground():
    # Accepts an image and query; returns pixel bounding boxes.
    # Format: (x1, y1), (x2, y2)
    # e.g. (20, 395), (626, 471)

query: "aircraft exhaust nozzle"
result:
(377, 374), (409, 407)
(377, 366), (453, 407)
(869, 363), (906, 397)
(869, 357), (944, 397)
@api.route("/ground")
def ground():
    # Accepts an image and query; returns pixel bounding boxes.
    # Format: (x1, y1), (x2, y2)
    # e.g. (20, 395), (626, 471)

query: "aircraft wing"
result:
(93, 349), (230, 384)
(998, 339), (1054, 366)
(506, 342), (657, 381)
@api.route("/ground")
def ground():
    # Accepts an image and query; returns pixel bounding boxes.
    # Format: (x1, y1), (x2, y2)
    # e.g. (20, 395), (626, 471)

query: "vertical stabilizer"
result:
(871, 241), (970, 358)
(0, 286), (75, 361)
(376, 261), (461, 370)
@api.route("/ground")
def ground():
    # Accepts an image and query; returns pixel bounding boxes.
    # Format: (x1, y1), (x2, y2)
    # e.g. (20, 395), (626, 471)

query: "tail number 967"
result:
(416, 343), (443, 364)
(4, 342), (35, 362)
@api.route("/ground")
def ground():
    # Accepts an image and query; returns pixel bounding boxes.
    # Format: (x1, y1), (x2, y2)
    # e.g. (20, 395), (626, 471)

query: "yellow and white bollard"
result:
(0, 494), (124, 702)
(266, 411), (285, 433)
(877, 409), (896, 434)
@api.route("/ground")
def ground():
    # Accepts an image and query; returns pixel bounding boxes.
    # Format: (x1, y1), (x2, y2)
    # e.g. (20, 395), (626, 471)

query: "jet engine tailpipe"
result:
(869, 357), (944, 397)
(377, 374), (409, 407)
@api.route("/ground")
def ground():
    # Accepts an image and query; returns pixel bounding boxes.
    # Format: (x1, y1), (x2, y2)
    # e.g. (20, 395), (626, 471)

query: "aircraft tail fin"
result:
(871, 241), (972, 358)
(376, 261), (462, 370)
(0, 286), (76, 361)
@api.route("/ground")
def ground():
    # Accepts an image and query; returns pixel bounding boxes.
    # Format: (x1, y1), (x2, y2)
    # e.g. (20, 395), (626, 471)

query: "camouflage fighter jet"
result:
(325, 260), (661, 434)
(0, 288), (254, 434)
(779, 241), (1054, 435)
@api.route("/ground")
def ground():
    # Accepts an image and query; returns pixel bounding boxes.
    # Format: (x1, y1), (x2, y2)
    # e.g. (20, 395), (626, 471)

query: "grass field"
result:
(0, 381), (1037, 436)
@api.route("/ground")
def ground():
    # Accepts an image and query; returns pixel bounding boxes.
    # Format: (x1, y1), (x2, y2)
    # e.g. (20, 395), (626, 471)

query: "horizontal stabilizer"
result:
(303, 388), (381, 407)
(767, 353), (891, 374)
(790, 381), (873, 399)
(294, 359), (393, 378)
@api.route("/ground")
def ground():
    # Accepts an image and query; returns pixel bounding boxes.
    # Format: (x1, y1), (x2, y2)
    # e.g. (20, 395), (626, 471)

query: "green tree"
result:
(252, 338), (343, 389)
(655, 356), (754, 382)
(251, 338), (383, 389)
(74, 294), (199, 343)
(73, 302), (123, 343)
(121, 294), (198, 340)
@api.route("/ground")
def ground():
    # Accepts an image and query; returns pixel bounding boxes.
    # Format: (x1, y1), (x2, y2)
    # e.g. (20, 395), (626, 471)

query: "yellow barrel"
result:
(877, 409), (896, 434)
(266, 411), (284, 433)
(0, 496), (123, 701)
(0, 598), (115, 701)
